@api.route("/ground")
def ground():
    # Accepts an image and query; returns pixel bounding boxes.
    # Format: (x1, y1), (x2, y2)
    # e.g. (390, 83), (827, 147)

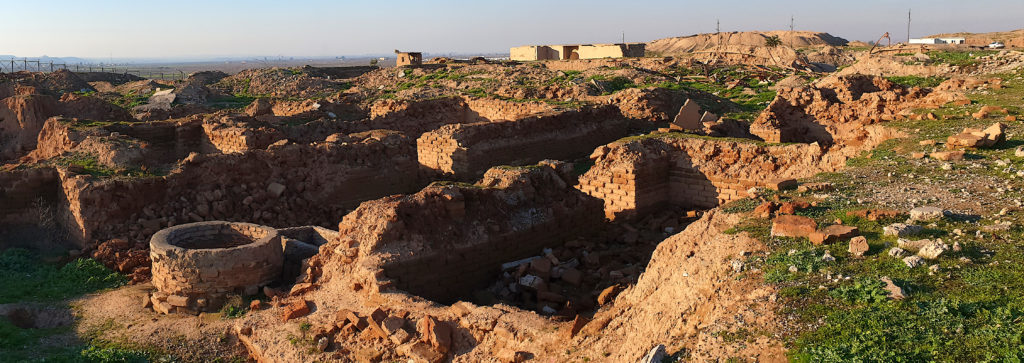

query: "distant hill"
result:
(647, 31), (848, 55)
(0, 55), (92, 63)
(928, 29), (1024, 48)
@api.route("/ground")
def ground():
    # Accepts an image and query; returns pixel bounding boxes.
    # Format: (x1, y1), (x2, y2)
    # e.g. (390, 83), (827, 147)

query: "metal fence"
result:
(1, 58), (188, 80)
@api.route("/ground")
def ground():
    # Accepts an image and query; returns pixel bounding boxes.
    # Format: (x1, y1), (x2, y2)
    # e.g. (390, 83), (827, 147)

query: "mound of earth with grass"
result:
(929, 29), (1024, 48)
(648, 31), (848, 55)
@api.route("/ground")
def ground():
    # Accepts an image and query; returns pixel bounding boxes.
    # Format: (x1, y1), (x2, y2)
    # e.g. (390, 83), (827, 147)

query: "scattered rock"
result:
(880, 277), (905, 299)
(849, 236), (869, 257)
(809, 225), (859, 245)
(909, 206), (945, 222)
(597, 284), (624, 305)
(670, 99), (702, 131)
(903, 255), (925, 268)
(883, 223), (924, 237)
(930, 150), (964, 161)
(889, 247), (907, 258)
(946, 122), (1006, 149)
(770, 215), (818, 238)
(639, 344), (667, 363)
(281, 300), (310, 322)
(917, 240), (950, 259)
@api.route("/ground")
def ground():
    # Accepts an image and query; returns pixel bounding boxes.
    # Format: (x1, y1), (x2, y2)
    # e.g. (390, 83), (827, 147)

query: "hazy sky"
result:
(2, 0), (1021, 59)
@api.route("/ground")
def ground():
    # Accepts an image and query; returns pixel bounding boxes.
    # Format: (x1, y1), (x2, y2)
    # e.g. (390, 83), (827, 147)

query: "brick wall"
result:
(325, 164), (604, 305)
(202, 123), (284, 154)
(57, 134), (423, 248)
(0, 168), (60, 225)
(464, 98), (553, 121)
(417, 105), (628, 179)
(579, 135), (838, 220)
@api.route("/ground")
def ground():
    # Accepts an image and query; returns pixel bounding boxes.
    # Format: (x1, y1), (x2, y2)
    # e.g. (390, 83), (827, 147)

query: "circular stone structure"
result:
(149, 221), (283, 313)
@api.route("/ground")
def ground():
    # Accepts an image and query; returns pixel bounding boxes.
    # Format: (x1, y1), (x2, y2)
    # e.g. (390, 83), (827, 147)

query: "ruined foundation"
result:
(149, 221), (283, 313)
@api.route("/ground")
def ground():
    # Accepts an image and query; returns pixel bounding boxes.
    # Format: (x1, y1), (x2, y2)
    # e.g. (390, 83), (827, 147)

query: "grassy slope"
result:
(718, 69), (1024, 361)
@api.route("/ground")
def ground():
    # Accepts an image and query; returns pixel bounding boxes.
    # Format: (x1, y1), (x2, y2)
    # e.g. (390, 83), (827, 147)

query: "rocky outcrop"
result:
(751, 75), (959, 144)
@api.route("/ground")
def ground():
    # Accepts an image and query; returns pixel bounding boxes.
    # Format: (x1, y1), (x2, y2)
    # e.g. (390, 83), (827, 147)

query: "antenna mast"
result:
(907, 9), (912, 43)
(790, 15), (795, 48)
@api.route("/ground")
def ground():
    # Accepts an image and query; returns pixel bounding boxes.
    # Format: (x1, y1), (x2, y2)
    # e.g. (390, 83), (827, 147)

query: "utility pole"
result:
(622, 31), (625, 44)
(790, 15), (795, 48)
(907, 9), (912, 43)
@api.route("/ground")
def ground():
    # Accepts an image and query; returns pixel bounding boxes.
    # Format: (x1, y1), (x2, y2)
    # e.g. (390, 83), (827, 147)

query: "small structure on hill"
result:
(510, 43), (645, 61)
(395, 50), (423, 67)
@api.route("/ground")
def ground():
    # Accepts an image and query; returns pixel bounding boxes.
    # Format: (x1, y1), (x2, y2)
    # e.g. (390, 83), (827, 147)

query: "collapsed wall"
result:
(751, 75), (964, 144)
(235, 163), (605, 362)
(417, 105), (628, 179)
(320, 163), (603, 304)
(579, 135), (852, 220)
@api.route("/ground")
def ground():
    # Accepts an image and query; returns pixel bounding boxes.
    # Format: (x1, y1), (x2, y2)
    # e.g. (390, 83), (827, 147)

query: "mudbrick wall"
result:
(464, 98), (553, 121)
(201, 122), (285, 154)
(59, 132), (421, 251)
(31, 117), (206, 167)
(417, 105), (628, 179)
(579, 135), (852, 220)
(306, 162), (603, 305)
(0, 168), (60, 225)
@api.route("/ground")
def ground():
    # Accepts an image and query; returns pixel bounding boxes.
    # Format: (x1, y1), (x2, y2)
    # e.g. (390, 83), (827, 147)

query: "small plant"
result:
(830, 277), (890, 305)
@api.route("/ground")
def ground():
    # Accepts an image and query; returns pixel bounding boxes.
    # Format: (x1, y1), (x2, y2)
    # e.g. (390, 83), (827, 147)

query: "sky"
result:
(1, 0), (1021, 60)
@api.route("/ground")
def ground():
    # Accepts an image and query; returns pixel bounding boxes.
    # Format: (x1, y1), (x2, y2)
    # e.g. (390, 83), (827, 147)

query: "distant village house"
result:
(909, 37), (966, 45)
(510, 43), (645, 61)
(395, 50), (422, 67)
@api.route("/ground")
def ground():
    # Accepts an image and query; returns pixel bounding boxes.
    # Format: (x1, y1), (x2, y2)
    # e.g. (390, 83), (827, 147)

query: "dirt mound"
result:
(0, 70), (94, 97)
(928, 28), (1024, 48)
(648, 31), (848, 55)
(690, 44), (822, 70)
(836, 53), (956, 77)
(568, 210), (786, 361)
(0, 94), (59, 160)
(215, 68), (353, 99)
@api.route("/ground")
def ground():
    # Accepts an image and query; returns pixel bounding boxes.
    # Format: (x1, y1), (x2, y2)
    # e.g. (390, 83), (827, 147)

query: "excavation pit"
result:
(149, 221), (283, 314)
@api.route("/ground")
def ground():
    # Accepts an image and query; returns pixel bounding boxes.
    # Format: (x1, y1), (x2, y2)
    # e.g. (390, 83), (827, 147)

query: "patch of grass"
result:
(927, 50), (998, 67)
(886, 75), (946, 88)
(0, 248), (126, 304)
(110, 90), (155, 110)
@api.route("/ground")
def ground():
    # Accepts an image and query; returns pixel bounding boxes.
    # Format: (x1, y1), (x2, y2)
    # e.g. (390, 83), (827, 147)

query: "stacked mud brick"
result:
(149, 221), (283, 314)
(341, 165), (603, 304)
(577, 156), (670, 220)
(581, 136), (831, 220)
(464, 98), (552, 121)
(417, 105), (627, 179)
(202, 123), (282, 154)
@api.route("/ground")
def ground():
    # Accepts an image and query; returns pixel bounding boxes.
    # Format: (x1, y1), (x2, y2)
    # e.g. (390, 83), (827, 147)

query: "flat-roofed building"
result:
(510, 43), (645, 61)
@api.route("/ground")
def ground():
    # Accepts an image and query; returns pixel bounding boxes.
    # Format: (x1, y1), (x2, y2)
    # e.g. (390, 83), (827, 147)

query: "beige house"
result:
(510, 43), (645, 61)
(395, 51), (423, 67)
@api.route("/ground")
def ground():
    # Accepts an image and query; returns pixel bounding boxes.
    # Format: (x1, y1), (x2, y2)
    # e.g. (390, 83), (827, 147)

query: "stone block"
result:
(770, 215), (817, 238)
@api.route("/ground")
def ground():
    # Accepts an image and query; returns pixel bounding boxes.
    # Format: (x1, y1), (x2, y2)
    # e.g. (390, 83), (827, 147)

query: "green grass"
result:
(110, 90), (155, 110)
(0, 249), (149, 362)
(886, 75), (947, 88)
(927, 50), (999, 67)
(0, 248), (126, 304)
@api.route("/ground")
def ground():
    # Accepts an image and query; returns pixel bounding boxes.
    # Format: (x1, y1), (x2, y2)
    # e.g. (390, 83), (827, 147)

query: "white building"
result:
(909, 37), (966, 45)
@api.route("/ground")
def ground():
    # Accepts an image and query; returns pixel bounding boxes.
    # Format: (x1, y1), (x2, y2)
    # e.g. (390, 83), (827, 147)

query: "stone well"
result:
(149, 221), (283, 314)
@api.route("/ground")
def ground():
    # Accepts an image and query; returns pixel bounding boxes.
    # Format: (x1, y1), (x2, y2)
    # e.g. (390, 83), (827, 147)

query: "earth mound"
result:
(648, 30), (849, 55)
